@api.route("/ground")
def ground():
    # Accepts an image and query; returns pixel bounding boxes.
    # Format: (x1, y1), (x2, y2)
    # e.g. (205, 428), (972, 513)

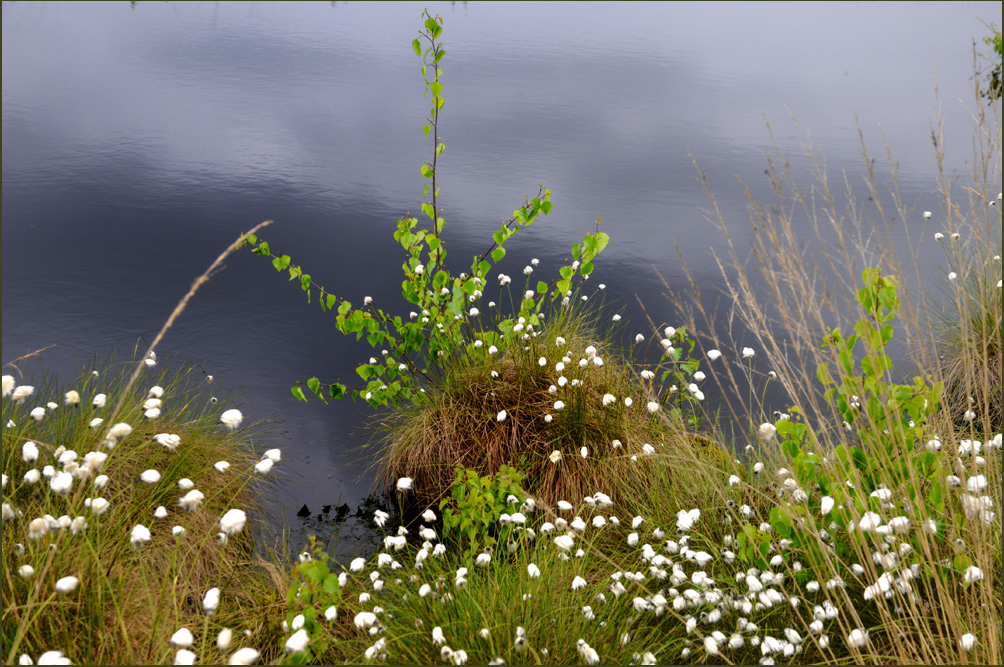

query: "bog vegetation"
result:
(3, 11), (1001, 666)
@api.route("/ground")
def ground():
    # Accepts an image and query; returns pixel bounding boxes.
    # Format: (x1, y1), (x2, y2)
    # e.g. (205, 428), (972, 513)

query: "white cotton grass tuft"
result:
(23, 441), (40, 463)
(174, 649), (196, 665)
(227, 648), (261, 665)
(354, 611), (378, 630)
(104, 422), (133, 448)
(154, 433), (181, 451)
(54, 576), (79, 594)
(170, 627), (194, 649)
(12, 385), (35, 404)
(219, 509), (247, 536)
(1, 375), (13, 397)
(179, 490), (205, 513)
(962, 565), (984, 584)
(396, 477), (413, 492)
(90, 497), (110, 515)
(219, 409), (243, 430)
(139, 469), (161, 484)
(203, 587), (221, 615)
(130, 524), (152, 549)
(846, 628), (869, 649)
(49, 472), (74, 496)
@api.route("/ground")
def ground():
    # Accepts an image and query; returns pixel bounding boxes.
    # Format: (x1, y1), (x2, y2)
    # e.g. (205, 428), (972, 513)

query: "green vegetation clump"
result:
(3, 10), (1000, 667)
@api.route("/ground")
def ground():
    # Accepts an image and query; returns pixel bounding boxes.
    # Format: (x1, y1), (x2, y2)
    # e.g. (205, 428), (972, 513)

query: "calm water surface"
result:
(3, 0), (997, 556)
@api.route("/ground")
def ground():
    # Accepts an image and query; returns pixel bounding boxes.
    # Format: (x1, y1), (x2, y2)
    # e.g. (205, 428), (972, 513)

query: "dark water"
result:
(3, 1), (997, 555)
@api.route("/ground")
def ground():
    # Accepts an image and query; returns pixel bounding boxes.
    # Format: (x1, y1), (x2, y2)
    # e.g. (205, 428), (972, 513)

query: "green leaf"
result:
(928, 481), (944, 514)
(291, 386), (307, 402)
(594, 232), (610, 253)
(430, 82), (443, 97)
(322, 574), (341, 595)
(422, 124), (431, 139)
(953, 554), (972, 575)
(434, 48), (446, 64)
(412, 38), (422, 57)
(308, 377), (321, 396)
(850, 446), (868, 471)
(491, 247), (506, 263)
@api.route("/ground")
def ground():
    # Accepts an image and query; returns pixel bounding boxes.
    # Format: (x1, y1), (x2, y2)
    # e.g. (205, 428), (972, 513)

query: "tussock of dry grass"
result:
(377, 313), (738, 511)
(2, 357), (287, 665)
(931, 267), (1003, 431)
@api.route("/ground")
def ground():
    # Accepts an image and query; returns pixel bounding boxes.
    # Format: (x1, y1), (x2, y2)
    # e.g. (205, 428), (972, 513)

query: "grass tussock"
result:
(2, 353), (287, 665)
(378, 300), (737, 512)
(930, 258), (1002, 432)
